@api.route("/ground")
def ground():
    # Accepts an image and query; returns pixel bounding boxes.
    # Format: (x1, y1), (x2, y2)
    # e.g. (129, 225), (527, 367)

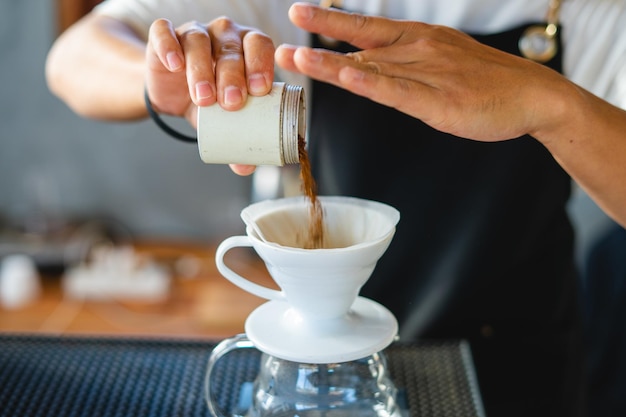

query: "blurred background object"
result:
(56, 0), (102, 33)
(581, 225), (626, 417)
(0, 254), (41, 309)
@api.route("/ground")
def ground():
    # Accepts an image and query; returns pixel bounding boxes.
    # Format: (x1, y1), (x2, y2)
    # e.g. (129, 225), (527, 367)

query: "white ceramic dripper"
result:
(214, 195), (401, 363)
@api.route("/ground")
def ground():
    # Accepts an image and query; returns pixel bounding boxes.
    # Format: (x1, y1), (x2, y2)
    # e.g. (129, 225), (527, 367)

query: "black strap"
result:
(144, 88), (197, 143)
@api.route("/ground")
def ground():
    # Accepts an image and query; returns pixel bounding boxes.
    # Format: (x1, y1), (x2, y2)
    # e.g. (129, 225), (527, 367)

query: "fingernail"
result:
(292, 3), (314, 20)
(279, 44), (298, 51)
(195, 81), (214, 100)
(224, 86), (243, 106)
(248, 73), (268, 95)
(166, 51), (182, 71)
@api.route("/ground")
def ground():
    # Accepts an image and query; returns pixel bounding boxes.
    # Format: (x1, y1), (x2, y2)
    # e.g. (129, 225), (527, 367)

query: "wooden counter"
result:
(0, 240), (277, 340)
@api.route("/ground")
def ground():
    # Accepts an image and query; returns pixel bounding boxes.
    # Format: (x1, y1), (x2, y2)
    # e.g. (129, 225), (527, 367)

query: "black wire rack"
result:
(0, 334), (485, 417)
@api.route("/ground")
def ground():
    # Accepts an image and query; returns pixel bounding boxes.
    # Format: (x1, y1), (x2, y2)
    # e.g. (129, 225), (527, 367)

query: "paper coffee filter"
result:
(242, 196), (400, 249)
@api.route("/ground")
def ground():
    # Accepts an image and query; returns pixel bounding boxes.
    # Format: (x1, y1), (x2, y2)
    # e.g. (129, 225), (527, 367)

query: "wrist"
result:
(528, 76), (587, 149)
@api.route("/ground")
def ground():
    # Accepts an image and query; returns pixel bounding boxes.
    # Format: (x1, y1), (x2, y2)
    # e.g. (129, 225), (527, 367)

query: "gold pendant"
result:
(519, 23), (558, 63)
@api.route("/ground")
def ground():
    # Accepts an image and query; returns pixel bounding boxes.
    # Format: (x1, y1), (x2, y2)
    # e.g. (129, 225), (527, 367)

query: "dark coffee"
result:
(298, 136), (324, 249)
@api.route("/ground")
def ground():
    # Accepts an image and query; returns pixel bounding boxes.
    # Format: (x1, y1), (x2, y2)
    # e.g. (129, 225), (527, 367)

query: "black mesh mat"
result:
(0, 334), (485, 417)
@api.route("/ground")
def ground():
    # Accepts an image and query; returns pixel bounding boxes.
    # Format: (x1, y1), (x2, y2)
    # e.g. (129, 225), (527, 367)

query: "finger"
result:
(146, 19), (193, 115)
(336, 66), (501, 142)
(337, 66), (428, 117)
(177, 22), (217, 106)
(291, 47), (350, 85)
(229, 164), (257, 176)
(350, 24), (486, 69)
(209, 17), (247, 110)
(274, 44), (300, 73)
(289, 44), (439, 92)
(287, 45), (446, 132)
(279, 35), (456, 81)
(148, 18), (184, 73)
(243, 31), (275, 96)
(347, 47), (430, 81)
(291, 46), (376, 87)
(288, 2), (406, 49)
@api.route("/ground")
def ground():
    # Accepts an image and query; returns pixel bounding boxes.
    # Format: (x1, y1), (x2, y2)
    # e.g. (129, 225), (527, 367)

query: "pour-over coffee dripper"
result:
(205, 196), (402, 417)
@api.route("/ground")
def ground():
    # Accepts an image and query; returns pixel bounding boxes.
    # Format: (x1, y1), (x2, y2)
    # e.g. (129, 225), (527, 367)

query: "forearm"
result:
(46, 13), (147, 120)
(534, 81), (626, 228)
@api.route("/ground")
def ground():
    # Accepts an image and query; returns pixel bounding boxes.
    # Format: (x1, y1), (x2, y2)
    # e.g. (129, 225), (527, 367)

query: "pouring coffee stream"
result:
(241, 136), (322, 248)
(298, 135), (325, 249)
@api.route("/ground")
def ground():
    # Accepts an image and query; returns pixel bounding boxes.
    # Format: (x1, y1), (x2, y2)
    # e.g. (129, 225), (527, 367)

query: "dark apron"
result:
(310, 22), (585, 417)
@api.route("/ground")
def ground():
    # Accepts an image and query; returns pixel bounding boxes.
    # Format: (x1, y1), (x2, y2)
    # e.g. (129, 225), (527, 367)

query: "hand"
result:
(146, 17), (275, 175)
(275, 2), (572, 143)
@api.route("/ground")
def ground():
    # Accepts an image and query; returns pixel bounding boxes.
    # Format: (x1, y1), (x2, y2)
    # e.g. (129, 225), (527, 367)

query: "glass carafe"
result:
(205, 334), (401, 417)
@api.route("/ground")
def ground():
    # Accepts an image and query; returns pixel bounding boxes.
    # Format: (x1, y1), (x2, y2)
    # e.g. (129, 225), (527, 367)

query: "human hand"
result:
(146, 18), (276, 175)
(275, 2), (571, 143)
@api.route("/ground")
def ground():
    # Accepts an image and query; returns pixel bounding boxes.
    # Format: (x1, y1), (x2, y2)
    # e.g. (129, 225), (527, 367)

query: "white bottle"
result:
(197, 82), (305, 166)
(0, 255), (41, 309)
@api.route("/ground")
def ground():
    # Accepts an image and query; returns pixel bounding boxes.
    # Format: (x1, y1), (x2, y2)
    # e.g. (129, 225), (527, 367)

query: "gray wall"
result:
(0, 0), (253, 242)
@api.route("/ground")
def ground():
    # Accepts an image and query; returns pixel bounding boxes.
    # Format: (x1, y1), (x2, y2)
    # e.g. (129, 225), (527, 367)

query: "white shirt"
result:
(94, 0), (626, 109)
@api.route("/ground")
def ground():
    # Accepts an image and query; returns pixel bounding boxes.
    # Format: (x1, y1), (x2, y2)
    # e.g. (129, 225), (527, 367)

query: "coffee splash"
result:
(298, 136), (325, 249)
